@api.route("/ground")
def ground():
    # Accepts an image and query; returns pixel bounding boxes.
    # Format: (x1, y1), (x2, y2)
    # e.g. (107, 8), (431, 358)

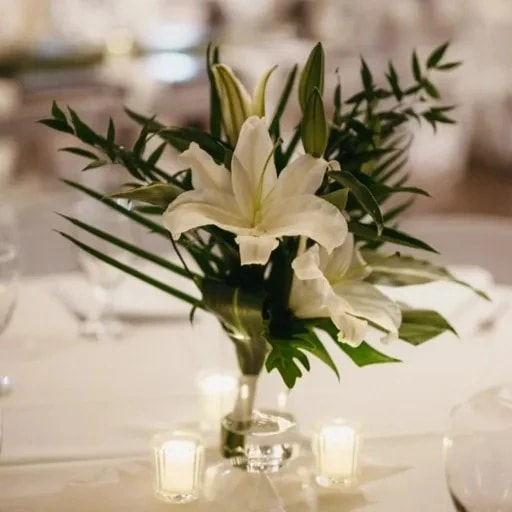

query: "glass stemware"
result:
(72, 199), (136, 341)
(444, 384), (512, 512)
(0, 243), (18, 397)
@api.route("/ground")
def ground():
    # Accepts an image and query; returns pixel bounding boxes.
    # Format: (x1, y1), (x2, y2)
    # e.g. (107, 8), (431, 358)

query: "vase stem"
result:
(231, 374), (258, 423)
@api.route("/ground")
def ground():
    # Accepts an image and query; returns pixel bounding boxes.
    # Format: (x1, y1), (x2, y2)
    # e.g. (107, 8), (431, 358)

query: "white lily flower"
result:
(290, 234), (401, 347)
(163, 116), (348, 266)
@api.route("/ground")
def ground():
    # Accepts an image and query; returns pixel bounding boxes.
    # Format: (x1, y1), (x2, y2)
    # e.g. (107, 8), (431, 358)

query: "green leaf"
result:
(111, 183), (183, 208)
(330, 171), (383, 234)
(269, 64), (298, 138)
(206, 44), (222, 139)
(362, 251), (490, 300)
(322, 188), (349, 213)
(252, 65), (278, 117)
(435, 61), (461, 70)
(158, 126), (232, 166)
(267, 320), (340, 388)
(314, 318), (400, 366)
(124, 108), (162, 133)
(301, 88), (328, 157)
(422, 79), (440, 99)
(58, 231), (201, 307)
(386, 62), (402, 101)
(412, 50), (422, 81)
(399, 309), (457, 345)
(427, 41), (449, 69)
(202, 279), (267, 375)
(146, 142), (167, 168)
(383, 198), (415, 222)
(82, 160), (108, 171)
(38, 118), (74, 135)
(67, 107), (102, 145)
(349, 221), (438, 253)
(298, 42), (324, 112)
(59, 147), (99, 160)
(107, 117), (115, 145)
(360, 58), (373, 93)
(333, 78), (342, 124)
(61, 179), (169, 238)
(59, 214), (195, 281)
(51, 101), (67, 122)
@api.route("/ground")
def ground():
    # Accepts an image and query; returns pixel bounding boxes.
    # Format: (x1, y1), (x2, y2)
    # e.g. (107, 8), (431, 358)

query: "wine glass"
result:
(71, 198), (136, 341)
(444, 384), (512, 512)
(0, 243), (18, 397)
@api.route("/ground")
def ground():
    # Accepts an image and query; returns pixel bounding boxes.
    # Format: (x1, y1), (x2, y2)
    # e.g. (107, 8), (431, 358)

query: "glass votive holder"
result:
(312, 419), (361, 489)
(152, 430), (205, 504)
(196, 372), (238, 433)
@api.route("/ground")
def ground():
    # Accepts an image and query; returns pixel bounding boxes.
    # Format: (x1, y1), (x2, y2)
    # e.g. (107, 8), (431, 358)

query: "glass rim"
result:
(0, 243), (17, 263)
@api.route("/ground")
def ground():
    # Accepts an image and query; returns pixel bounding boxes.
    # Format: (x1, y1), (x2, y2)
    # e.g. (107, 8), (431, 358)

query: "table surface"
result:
(0, 266), (510, 511)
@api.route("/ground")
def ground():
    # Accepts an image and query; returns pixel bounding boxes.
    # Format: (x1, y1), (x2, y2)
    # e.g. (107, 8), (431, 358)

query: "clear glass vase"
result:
(203, 372), (317, 512)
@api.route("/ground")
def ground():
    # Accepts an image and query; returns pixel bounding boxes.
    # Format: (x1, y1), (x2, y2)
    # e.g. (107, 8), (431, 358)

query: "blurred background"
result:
(1, 0), (512, 276)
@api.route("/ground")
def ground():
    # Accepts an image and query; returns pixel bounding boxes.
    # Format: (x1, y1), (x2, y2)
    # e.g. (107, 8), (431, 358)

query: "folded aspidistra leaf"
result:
(399, 309), (457, 345)
(111, 183), (183, 208)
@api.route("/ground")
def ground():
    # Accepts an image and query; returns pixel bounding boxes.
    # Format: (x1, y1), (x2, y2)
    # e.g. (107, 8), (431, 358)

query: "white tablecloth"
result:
(0, 265), (510, 510)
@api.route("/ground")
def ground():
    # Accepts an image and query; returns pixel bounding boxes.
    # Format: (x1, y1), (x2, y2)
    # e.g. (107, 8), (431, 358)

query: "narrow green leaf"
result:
(298, 42), (324, 112)
(51, 101), (67, 122)
(386, 62), (402, 100)
(67, 107), (101, 145)
(330, 171), (383, 234)
(399, 309), (457, 345)
(146, 142), (167, 168)
(206, 44), (222, 139)
(349, 221), (438, 253)
(124, 108), (162, 133)
(360, 58), (373, 92)
(61, 179), (169, 237)
(269, 64), (298, 138)
(436, 61), (461, 70)
(422, 79), (440, 99)
(427, 41), (449, 69)
(412, 50), (422, 81)
(38, 118), (74, 135)
(58, 231), (201, 307)
(59, 214), (195, 280)
(301, 88), (328, 157)
(107, 117), (115, 145)
(82, 160), (108, 171)
(383, 198), (415, 222)
(59, 147), (99, 160)
(252, 65), (278, 117)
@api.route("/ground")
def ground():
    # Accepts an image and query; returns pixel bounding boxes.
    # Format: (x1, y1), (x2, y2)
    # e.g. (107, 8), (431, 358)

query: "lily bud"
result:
(301, 88), (328, 158)
(213, 64), (277, 146)
(212, 64), (251, 146)
(298, 42), (325, 113)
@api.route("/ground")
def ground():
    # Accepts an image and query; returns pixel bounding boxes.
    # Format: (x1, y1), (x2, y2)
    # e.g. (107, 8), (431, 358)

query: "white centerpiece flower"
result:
(163, 116), (348, 265)
(290, 234), (401, 347)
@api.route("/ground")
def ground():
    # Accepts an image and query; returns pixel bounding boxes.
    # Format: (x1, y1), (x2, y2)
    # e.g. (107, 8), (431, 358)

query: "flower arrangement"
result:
(42, 42), (484, 390)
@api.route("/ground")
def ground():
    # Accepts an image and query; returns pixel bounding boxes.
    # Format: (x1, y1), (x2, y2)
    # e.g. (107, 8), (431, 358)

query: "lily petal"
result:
(263, 195), (347, 253)
(323, 233), (355, 282)
(330, 309), (368, 347)
(163, 189), (248, 239)
(231, 116), (277, 220)
(179, 142), (231, 191)
(289, 278), (330, 319)
(236, 234), (279, 265)
(274, 154), (328, 197)
(292, 244), (325, 280)
(332, 281), (401, 334)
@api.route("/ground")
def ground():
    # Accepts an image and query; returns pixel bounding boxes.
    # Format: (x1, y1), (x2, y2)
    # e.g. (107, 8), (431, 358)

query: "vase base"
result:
(221, 409), (300, 472)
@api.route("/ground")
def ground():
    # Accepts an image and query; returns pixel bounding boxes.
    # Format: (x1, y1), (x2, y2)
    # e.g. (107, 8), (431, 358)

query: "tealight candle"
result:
(152, 431), (204, 504)
(197, 372), (238, 432)
(312, 419), (361, 488)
